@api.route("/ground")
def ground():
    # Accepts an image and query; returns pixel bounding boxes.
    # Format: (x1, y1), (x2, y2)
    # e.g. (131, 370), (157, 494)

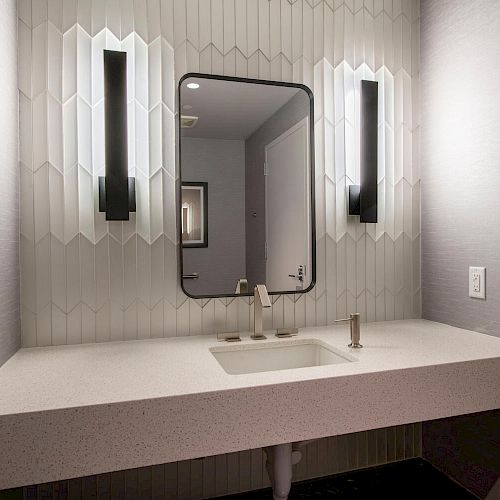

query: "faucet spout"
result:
(252, 284), (271, 340)
(255, 284), (271, 307)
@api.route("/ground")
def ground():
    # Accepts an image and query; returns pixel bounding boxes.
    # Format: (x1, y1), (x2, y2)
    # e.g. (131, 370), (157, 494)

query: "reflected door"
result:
(265, 118), (310, 291)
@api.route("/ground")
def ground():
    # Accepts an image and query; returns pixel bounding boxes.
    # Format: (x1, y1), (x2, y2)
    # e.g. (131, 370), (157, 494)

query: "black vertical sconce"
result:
(99, 50), (136, 221)
(348, 80), (378, 223)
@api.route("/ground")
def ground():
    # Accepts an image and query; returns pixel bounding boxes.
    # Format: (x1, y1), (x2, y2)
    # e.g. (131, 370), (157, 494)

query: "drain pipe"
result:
(264, 439), (319, 500)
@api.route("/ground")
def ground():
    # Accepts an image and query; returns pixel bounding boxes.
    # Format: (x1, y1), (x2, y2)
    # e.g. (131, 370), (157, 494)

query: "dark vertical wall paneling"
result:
(423, 411), (500, 498)
(0, 424), (422, 499)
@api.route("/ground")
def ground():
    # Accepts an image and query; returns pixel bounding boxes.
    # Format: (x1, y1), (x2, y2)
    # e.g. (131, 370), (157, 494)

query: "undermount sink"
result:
(210, 338), (356, 375)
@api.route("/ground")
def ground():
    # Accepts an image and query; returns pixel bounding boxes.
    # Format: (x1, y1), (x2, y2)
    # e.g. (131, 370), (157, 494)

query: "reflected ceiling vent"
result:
(181, 115), (199, 128)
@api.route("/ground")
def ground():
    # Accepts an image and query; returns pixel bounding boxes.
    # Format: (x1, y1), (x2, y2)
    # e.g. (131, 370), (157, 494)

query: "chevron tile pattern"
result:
(18, 0), (421, 347)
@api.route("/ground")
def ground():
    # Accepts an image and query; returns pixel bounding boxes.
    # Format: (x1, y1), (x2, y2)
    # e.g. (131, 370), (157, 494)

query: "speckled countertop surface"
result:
(0, 319), (499, 416)
(0, 319), (499, 489)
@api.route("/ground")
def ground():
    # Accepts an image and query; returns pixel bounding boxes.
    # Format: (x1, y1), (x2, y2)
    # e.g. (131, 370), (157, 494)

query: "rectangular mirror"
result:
(178, 74), (315, 298)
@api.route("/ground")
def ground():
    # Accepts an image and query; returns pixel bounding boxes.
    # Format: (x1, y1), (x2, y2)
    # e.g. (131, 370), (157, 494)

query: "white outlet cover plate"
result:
(469, 266), (486, 299)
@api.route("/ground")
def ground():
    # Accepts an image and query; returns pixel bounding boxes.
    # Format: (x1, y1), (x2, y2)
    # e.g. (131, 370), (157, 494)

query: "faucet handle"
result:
(275, 327), (299, 338)
(217, 331), (241, 342)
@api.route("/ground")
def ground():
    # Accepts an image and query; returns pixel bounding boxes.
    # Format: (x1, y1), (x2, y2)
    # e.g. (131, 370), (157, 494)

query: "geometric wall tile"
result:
(19, 94), (33, 174)
(63, 26), (77, 102)
(123, 300), (137, 339)
(36, 303), (52, 347)
(63, 164), (79, 243)
(121, 0), (135, 41)
(48, 22), (63, 101)
(65, 234), (81, 312)
(110, 301), (124, 341)
(138, 300), (151, 339)
(150, 235), (164, 306)
(21, 306), (36, 348)
(20, 165), (34, 242)
(50, 235), (66, 311)
(77, 98), (92, 173)
(32, 95), (48, 170)
(32, 22), (48, 98)
(137, 235), (152, 307)
(19, 0), (421, 347)
(16, 13), (30, 88)
(135, 169), (151, 242)
(67, 303), (83, 344)
(95, 301), (110, 343)
(48, 166), (64, 240)
(76, 26), (92, 103)
(81, 301), (96, 343)
(91, 100), (104, 175)
(51, 303), (67, 345)
(77, 164), (94, 241)
(149, 38), (162, 108)
(95, 235), (109, 310)
(63, 96), (78, 171)
(33, 163), (50, 242)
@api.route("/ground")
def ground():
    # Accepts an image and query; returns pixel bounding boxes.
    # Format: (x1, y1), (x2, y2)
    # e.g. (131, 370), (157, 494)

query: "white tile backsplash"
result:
(18, 0), (421, 347)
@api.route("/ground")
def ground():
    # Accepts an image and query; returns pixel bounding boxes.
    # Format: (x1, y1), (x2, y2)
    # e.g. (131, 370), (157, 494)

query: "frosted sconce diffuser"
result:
(348, 80), (378, 223)
(98, 50), (136, 221)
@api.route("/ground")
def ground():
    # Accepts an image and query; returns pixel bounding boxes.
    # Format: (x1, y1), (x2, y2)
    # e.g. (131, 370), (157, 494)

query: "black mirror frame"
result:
(177, 73), (316, 299)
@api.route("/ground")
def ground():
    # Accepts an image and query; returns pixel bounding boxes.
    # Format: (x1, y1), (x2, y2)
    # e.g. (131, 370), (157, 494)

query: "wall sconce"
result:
(98, 50), (136, 221)
(348, 80), (378, 223)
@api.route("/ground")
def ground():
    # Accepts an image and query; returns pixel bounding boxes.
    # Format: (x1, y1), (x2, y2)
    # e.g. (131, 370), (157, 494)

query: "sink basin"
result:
(210, 338), (356, 375)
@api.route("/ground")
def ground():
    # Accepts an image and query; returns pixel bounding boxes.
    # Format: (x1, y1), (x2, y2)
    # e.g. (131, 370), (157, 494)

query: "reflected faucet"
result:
(334, 313), (363, 348)
(252, 284), (271, 340)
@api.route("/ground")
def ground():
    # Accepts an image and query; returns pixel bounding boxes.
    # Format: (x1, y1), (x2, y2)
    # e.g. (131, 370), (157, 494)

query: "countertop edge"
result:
(1, 356), (499, 490)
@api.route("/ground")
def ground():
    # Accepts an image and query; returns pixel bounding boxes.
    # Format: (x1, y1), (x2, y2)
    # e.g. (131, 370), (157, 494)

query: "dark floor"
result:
(222, 459), (478, 500)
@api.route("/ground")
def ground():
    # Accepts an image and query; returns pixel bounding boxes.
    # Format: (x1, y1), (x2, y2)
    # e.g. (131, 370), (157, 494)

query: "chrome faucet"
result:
(252, 284), (271, 340)
(334, 313), (362, 348)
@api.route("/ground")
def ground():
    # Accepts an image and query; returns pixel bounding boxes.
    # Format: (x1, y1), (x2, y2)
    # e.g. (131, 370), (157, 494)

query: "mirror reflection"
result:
(179, 74), (315, 298)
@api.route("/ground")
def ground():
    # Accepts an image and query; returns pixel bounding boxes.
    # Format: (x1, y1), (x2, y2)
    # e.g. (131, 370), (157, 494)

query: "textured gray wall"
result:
(0, 0), (20, 367)
(421, 0), (500, 337)
(182, 138), (246, 296)
(421, 1), (500, 497)
(245, 90), (310, 289)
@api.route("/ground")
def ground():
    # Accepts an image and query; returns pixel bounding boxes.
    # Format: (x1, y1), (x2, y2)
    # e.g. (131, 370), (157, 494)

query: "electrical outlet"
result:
(469, 267), (486, 299)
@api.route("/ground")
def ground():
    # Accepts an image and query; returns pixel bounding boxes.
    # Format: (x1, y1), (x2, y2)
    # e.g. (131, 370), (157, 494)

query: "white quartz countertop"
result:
(1, 319), (499, 416)
(1, 319), (499, 489)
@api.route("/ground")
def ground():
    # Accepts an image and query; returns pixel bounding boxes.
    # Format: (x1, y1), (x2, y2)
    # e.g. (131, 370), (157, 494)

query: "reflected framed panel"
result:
(181, 182), (208, 248)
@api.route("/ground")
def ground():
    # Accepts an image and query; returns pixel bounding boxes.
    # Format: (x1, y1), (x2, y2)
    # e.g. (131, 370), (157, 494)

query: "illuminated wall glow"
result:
(18, 0), (421, 346)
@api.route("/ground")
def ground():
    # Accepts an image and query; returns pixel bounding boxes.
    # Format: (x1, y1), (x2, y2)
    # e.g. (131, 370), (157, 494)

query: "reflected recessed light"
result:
(183, 104), (193, 110)
(187, 82), (200, 89)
